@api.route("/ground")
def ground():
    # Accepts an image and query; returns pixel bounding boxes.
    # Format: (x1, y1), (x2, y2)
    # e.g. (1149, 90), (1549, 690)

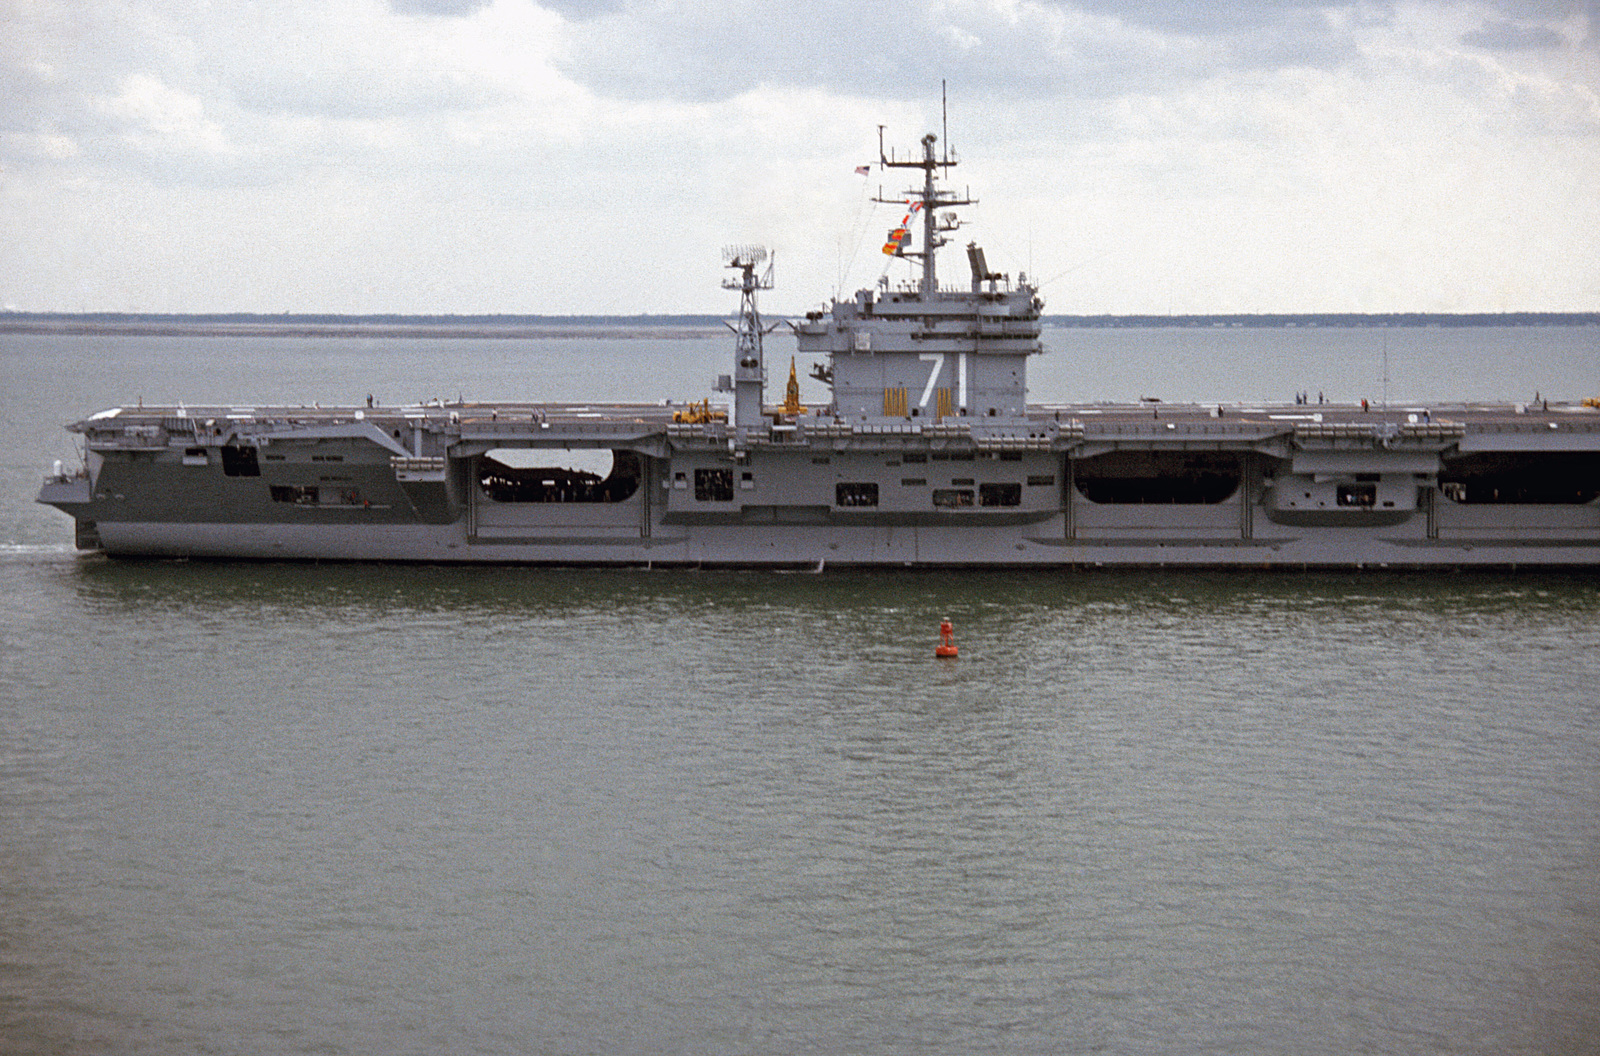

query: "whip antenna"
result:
(942, 80), (948, 165)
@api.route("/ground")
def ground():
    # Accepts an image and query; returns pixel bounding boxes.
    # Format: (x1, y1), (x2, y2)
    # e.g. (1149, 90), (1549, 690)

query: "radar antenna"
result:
(722, 245), (776, 433)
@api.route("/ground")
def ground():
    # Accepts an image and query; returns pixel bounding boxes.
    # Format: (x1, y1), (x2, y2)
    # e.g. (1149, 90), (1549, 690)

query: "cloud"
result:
(390, 0), (492, 12)
(550, 0), (1385, 103)
(1, 0), (1595, 313)
(534, 0), (625, 17)
(96, 73), (231, 156)
(200, 3), (544, 121)
(1072, 0), (1387, 35)
(1461, 17), (1568, 49)
(1, 0), (585, 187)
(1454, 0), (1600, 49)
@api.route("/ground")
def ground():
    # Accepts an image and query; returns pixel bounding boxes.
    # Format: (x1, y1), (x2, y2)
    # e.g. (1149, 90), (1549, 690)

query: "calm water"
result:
(3, 327), (1599, 1054)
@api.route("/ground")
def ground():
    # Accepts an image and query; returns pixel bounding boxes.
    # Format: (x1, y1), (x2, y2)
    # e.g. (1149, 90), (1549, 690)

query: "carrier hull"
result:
(35, 128), (1600, 567)
(74, 522), (1600, 569)
(39, 399), (1600, 568)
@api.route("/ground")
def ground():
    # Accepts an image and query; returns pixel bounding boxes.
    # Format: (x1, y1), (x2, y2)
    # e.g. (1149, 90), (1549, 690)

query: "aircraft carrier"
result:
(36, 131), (1600, 567)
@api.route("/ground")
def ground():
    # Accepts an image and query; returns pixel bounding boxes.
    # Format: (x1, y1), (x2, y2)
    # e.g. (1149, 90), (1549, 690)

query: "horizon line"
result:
(4, 309), (1597, 325)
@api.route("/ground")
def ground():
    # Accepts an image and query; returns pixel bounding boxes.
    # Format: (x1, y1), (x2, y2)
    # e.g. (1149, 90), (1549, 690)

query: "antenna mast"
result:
(723, 245), (773, 433)
(877, 127), (972, 297)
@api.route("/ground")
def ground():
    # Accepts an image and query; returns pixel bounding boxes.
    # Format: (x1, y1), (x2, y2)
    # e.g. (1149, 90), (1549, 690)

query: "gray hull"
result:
(34, 129), (1600, 568)
(80, 521), (1600, 569)
(39, 402), (1600, 568)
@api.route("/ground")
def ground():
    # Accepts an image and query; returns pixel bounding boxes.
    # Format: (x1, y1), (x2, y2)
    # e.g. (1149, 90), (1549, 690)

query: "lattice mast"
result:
(723, 246), (774, 432)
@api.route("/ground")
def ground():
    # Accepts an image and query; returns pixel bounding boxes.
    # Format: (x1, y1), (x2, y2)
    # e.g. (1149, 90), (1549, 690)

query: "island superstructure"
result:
(36, 130), (1600, 567)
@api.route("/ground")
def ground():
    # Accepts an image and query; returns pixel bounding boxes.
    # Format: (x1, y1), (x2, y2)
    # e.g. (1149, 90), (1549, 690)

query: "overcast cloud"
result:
(1, 0), (1595, 313)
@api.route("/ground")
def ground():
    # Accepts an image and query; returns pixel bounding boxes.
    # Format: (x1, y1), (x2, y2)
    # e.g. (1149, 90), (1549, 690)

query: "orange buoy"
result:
(935, 617), (959, 658)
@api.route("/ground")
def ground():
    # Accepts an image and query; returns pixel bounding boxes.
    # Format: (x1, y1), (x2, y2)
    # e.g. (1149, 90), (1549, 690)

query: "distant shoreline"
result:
(0, 313), (730, 340)
(2, 310), (1595, 339)
(1048, 312), (1600, 328)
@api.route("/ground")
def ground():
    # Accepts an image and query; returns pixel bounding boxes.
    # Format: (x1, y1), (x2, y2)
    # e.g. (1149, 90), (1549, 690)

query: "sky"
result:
(2, 0), (1597, 315)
